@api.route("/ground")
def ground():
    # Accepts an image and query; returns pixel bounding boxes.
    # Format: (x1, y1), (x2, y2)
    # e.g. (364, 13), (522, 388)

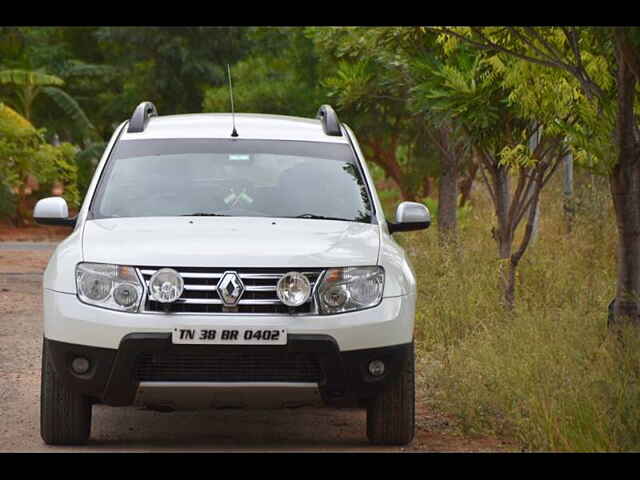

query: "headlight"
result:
(76, 263), (143, 312)
(316, 266), (384, 314)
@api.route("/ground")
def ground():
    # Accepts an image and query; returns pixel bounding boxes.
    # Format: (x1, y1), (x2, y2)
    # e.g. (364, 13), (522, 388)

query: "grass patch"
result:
(397, 173), (640, 451)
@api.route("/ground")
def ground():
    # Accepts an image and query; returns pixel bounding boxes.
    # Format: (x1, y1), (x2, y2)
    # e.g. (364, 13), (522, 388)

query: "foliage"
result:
(0, 68), (95, 138)
(0, 103), (79, 222)
(0, 100), (35, 135)
(432, 27), (624, 175)
(203, 28), (323, 117)
(95, 27), (249, 120)
(308, 27), (435, 200)
(74, 141), (106, 200)
(0, 180), (15, 218)
(429, 26), (640, 323)
(410, 44), (522, 155)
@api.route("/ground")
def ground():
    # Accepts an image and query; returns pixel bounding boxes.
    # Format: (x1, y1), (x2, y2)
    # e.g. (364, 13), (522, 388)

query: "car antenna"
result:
(227, 64), (238, 138)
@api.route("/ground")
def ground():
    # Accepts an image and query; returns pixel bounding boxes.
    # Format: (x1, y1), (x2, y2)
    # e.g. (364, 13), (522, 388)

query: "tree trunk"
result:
(505, 170), (544, 310)
(491, 163), (515, 307)
(438, 153), (459, 243)
(422, 176), (432, 198)
(610, 33), (640, 327)
(494, 164), (512, 259)
(459, 161), (478, 207)
(364, 139), (415, 201)
(526, 188), (541, 245)
(563, 153), (575, 233)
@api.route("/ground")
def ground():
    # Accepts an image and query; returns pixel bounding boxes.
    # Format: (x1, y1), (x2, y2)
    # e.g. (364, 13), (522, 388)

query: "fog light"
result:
(368, 360), (385, 377)
(71, 357), (90, 374)
(277, 271), (311, 307)
(149, 268), (184, 303)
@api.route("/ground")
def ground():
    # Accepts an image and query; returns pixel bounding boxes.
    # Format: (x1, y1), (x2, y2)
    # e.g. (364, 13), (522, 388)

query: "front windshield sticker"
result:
(228, 154), (251, 161)
(224, 190), (254, 208)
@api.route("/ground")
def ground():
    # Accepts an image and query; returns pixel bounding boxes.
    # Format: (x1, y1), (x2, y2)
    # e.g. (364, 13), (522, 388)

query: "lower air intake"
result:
(135, 348), (324, 383)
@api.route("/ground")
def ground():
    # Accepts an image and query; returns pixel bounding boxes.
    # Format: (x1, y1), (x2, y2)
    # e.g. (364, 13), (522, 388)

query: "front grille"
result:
(139, 267), (324, 314)
(135, 349), (324, 382)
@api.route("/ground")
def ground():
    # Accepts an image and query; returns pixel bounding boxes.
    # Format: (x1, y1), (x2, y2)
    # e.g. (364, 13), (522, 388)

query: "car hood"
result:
(82, 216), (380, 268)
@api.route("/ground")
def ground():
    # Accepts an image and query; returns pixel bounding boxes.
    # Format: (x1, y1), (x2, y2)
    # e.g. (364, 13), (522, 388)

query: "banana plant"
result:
(0, 68), (95, 135)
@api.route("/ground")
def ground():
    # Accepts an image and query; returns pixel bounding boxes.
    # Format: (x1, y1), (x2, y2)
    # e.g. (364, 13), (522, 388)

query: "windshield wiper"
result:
(293, 213), (355, 222)
(180, 213), (229, 217)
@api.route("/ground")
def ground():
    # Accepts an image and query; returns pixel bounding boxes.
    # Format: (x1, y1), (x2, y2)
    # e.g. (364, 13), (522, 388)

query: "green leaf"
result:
(41, 86), (95, 134)
(0, 69), (64, 87)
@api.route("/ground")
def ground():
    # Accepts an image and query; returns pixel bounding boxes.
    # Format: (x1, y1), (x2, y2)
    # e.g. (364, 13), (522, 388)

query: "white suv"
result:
(35, 102), (431, 446)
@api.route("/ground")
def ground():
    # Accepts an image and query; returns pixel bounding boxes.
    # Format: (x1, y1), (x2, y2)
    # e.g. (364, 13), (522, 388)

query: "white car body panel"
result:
(82, 216), (381, 269)
(43, 228), (84, 294)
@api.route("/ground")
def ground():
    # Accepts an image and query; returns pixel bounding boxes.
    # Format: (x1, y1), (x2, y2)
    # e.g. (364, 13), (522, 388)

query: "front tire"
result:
(366, 342), (415, 446)
(40, 340), (92, 445)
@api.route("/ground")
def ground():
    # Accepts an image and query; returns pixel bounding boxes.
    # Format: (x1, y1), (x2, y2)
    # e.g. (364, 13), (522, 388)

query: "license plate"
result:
(171, 327), (287, 345)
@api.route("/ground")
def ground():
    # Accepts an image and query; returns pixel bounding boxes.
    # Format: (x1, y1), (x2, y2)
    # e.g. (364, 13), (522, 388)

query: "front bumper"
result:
(44, 289), (415, 352)
(44, 335), (413, 408)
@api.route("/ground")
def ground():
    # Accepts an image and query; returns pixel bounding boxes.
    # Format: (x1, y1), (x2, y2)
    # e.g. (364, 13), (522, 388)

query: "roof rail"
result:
(316, 104), (342, 136)
(127, 101), (158, 133)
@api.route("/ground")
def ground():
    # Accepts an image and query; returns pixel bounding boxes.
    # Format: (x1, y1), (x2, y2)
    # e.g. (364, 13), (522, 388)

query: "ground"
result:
(0, 235), (516, 452)
(0, 222), (70, 242)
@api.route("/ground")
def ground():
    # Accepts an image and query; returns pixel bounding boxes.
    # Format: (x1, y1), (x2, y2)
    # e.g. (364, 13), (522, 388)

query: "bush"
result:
(0, 180), (16, 220)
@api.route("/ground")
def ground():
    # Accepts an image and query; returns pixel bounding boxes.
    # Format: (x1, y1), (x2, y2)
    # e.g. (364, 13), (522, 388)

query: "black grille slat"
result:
(139, 267), (323, 314)
(135, 350), (323, 382)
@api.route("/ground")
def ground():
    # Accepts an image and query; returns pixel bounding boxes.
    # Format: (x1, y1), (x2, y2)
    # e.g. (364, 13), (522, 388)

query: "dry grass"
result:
(386, 172), (640, 451)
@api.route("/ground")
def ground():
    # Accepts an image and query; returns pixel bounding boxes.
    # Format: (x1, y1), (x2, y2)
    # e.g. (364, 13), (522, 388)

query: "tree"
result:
(398, 28), (474, 242)
(412, 41), (568, 307)
(308, 27), (433, 203)
(318, 27), (480, 242)
(433, 26), (640, 326)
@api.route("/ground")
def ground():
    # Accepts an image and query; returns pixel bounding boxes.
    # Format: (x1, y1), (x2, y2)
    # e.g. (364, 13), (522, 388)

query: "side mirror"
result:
(387, 201), (431, 234)
(33, 197), (76, 227)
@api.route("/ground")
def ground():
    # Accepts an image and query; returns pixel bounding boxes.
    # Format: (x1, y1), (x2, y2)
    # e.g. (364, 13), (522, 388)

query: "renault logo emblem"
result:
(216, 271), (245, 306)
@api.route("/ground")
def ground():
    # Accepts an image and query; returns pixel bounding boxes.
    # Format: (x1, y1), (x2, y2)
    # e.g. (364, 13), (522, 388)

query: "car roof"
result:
(119, 113), (350, 144)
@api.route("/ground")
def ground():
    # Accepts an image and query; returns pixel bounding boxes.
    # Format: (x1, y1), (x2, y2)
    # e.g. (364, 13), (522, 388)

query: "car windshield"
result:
(91, 139), (374, 223)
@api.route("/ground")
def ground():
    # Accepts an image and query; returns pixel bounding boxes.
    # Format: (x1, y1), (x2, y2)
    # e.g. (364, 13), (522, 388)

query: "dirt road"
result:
(0, 243), (511, 452)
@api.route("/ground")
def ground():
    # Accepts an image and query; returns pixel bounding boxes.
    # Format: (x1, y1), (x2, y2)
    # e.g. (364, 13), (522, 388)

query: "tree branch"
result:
(424, 125), (453, 160)
(540, 153), (564, 189)
(511, 169), (543, 269)
(507, 167), (528, 229)
(476, 148), (497, 206)
(510, 27), (565, 66)
(521, 27), (569, 67)
(562, 27), (584, 74)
